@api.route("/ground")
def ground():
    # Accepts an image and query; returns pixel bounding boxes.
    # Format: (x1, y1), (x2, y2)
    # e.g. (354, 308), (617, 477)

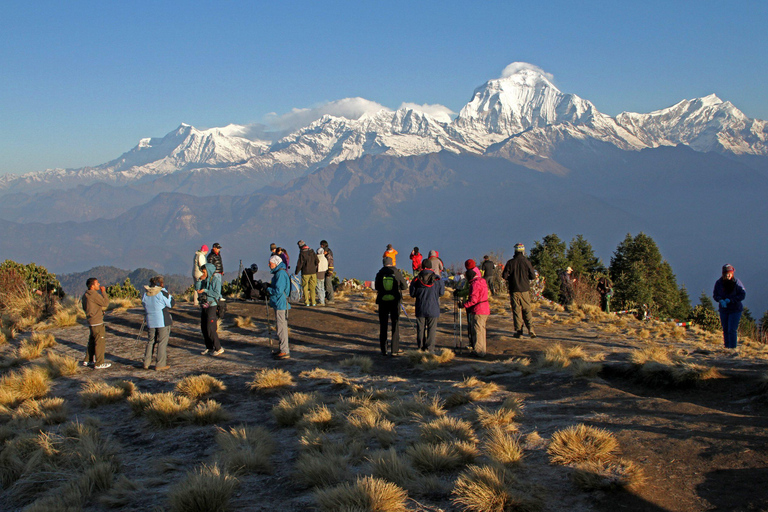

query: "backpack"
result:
(289, 274), (302, 302)
(381, 276), (397, 301)
(216, 298), (227, 319)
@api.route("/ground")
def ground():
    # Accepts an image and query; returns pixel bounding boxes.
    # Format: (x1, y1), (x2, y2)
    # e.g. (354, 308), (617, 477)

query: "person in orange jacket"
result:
(383, 244), (398, 267)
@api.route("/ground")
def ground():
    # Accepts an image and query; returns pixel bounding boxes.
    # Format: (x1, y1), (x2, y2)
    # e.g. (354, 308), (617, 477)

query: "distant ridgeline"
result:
(57, 266), (197, 297)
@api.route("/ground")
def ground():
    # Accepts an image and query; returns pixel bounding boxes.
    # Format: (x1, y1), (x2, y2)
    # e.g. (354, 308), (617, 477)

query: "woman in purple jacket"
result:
(712, 264), (746, 352)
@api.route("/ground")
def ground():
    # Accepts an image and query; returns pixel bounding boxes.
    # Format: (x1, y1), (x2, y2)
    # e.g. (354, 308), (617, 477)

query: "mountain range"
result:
(1, 65), (766, 314)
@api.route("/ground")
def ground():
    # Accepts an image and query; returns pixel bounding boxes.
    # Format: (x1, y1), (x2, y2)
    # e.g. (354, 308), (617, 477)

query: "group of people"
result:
(78, 236), (748, 370)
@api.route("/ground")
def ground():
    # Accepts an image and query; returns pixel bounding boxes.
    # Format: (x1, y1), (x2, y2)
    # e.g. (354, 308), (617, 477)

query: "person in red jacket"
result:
(461, 266), (491, 357)
(409, 247), (423, 275)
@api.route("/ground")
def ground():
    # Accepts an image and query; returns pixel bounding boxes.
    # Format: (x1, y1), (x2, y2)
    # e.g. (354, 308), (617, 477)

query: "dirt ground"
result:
(3, 291), (768, 512)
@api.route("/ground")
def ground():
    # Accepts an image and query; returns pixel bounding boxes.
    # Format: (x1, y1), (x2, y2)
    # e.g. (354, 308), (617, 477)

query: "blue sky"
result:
(1, 0), (766, 175)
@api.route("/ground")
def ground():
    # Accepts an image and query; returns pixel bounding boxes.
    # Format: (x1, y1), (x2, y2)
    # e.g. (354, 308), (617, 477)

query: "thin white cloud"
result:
(264, 97), (390, 132)
(500, 62), (554, 81)
(398, 102), (456, 123)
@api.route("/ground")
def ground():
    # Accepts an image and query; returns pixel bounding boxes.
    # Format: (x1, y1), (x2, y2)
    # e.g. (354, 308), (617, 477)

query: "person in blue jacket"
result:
(409, 258), (445, 353)
(712, 263), (746, 352)
(196, 263), (224, 356)
(268, 255), (292, 359)
(141, 276), (175, 370)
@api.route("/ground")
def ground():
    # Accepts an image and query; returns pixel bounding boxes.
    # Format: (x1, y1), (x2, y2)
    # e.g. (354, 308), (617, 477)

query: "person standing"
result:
(410, 247), (423, 276)
(426, 250), (444, 274)
(596, 275), (613, 313)
(713, 264), (746, 353)
(409, 259), (445, 353)
(141, 276), (175, 370)
(197, 263), (224, 356)
(480, 255), (496, 296)
(193, 245), (208, 305)
(502, 243), (537, 338)
(461, 268), (491, 357)
(207, 243), (224, 275)
(316, 248), (328, 306)
(277, 247), (290, 270)
(81, 278), (111, 369)
(375, 256), (408, 356)
(268, 255), (292, 359)
(383, 244), (398, 267)
(558, 266), (576, 311)
(320, 240), (335, 303)
(295, 240), (319, 306)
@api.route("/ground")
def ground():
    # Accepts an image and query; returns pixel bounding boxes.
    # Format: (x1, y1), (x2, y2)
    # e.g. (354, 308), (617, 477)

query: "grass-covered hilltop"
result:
(1, 249), (768, 511)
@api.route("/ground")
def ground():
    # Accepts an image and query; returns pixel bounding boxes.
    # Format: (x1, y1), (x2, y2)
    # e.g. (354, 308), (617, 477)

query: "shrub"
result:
(314, 476), (408, 512)
(0, 366), (51, 407)
(689, 304), (721, 333)
(176, 374), (227, 399)
(483, 427), (523, 466)
(548, 424), (618, 465)
(168, 463), (238, 512)
(248, 368), (294, 393)
(106, 278), (139, 299)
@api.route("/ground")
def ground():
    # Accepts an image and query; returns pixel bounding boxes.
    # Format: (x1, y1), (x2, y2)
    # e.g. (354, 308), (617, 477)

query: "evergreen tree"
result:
(566, 235), (606, 276)
(609, 232), (690, 318)
(698, 291), (715, 311)
(529, 234), (567, 301)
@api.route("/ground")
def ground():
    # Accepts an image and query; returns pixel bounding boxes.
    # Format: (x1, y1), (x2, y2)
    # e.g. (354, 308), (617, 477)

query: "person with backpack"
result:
(502, 243), (537, 338)
(597, 275), (613, 313)
(375, 256), (408, 356)
(409, 247), (423, 276)
(192, 245), (207, 305)
(409, 259), (445, 353)
(196, 263), (224, 356)
(295, 240), (319, 306)
(480, 255), (496, 296)
(268, 254), (292, 359)
(320, 240), (335, 303)
(316, 248), (329, 306)
(141, 276), (175, 370)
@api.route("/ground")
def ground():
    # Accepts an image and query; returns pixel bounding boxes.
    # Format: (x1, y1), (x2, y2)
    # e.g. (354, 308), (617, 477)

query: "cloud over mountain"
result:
(264, 97), (390, 132)
(501, 62), (554, 82)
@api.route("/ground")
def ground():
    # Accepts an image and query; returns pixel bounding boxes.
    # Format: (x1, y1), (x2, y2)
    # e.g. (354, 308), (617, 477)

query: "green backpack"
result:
(381, 276), (397, 301)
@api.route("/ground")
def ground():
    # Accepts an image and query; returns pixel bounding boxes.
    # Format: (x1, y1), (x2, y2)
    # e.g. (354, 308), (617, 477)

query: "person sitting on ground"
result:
(460, 268), (490, 357)
(375, 256), (408, 356)
(409, 259), (445, 354)
(81, 277), (111, 369)
(410, 247), (423, 277)
(383, 244), (398, 267)
(295, 240), (319, 306)
(502, 243), (537, 338)
(268, 255), (292, 360)
(197, 263), (224, 356)
(141, 276), (175, 371)
(713, 264), (746, 353)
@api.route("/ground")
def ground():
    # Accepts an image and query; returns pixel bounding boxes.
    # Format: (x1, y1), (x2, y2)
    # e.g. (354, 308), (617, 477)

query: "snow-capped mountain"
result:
(2, 65), (767, 196)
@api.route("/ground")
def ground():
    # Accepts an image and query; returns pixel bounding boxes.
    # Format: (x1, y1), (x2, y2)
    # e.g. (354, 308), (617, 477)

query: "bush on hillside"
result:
(107, 278), (139, 299)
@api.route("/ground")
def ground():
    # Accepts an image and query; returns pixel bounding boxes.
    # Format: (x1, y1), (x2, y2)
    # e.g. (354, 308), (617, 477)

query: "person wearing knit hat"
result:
(460, 268), (491, 357)
(713, 264), (746, 353)
(268, 254), (292, 359)
(375, 256), (408, 356)
(502, 242), (537, 338)
(427, 250), (444, 274)
(192, 245), (208, 305)
(465, 259), (476, 270)
(409, 257), (445, 353)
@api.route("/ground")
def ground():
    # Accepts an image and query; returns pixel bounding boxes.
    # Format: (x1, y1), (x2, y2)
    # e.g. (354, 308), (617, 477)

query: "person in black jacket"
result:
(501, 243), (537, 338)
(559, 267), (576, 311)
(409, 259), (445, 353)
(295, 240), (319, 306)
(480, 255), (496, 296)
(375, 257), (408, 356)
(207, 243), (224, 275)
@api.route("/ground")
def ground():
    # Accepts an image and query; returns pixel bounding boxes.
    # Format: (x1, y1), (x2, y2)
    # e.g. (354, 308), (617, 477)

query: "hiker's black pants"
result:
(201, 306), (222, 351)
(378, 301), (400, 355)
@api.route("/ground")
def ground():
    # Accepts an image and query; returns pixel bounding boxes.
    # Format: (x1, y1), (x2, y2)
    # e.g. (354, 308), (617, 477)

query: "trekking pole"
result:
(453, 295), (458, 348)
(136, 318), (146, 344)
(400, 303), (417, 331)
(457, 305), (463, 352)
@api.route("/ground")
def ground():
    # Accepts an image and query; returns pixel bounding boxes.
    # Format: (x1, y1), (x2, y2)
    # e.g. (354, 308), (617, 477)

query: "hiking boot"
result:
(142, 364), (150, 370)
(513, 331), (523, 339)
(212, 348), (225, 356)
(95, 363), (111, 370)
(155, 366), (170, 371)
(200, 349), (211, 355)
(529, 331), (538, 339)
(390, 350), (403, 357)
(81, 361), (94, 367)
(304, 303), (310, 307)
(272, 351), (290, 360)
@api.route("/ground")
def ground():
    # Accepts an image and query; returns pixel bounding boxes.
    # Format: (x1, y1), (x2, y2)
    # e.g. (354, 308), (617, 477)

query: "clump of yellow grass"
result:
(248, 368), (294, 393)
(176, 374), (227, 399)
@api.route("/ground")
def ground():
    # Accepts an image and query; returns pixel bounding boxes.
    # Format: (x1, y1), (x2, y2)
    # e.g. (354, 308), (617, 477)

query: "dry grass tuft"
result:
(445, 376), (500, 408)
(314, 475), (408, 512)
(11, 397), (67, 424)
(99, 475), (144, 508)
(407, 442), (473, 473)
(107, 297), (138, 311)
(420, 416), (478, 445)
(535, 342), (590, 369)
(523, 431), (546, 450)
(630, 345), (678, 366)
(47, 308), (80, 328)
(483, 427), (524, 466)
(186, 399), (229, 425)
(572, 458), (647, 491)
(451, 464), (516, 512)
(17, 332), (56, 360)
(248, 368), (294, 393)
(216, 424), (275, 474)
(548, 424), (619, 465)
(345, 403), (397, 447)
(272, 392), (320, 426)
(79, 380), (135, 408)
(40, 351), (80, 377)
(368, 448), (419, 490)
(388, 392), (446, 422)
(232, 315), (253, 328)
(168, 463), (238, 512)
(0, 365), (51, 407)
(296, 449), (352, 488)
(569, 359), (603, 378)
(176, 374), (227, 399)
(475, 357), (535, 376)
(500, 396), (525, 416)
(475, 406), (518, 431)
(340, 355), (373, 373)
(133, 392), (193, 427)
(403, 348), (455, 369)
(297, 404), (335, 430)
(300, 367), (347, 382)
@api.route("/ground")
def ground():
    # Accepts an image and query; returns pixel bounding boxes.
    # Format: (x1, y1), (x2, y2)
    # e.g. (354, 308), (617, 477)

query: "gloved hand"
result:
(719, 300), (728, 308)
(724, 299), (730, 304)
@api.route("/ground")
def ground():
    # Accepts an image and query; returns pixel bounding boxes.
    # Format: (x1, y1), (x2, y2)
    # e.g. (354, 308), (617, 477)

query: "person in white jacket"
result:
(192, 244), (208, 305)
(316, 248), (329, 306)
